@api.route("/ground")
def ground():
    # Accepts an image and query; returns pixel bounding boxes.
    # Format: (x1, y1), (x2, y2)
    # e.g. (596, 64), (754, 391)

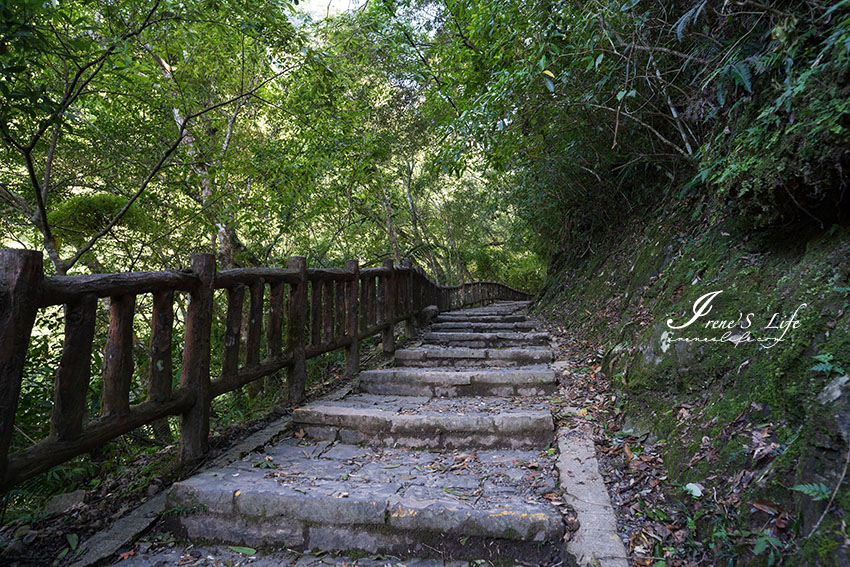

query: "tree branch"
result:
(64, 73), (288, 272)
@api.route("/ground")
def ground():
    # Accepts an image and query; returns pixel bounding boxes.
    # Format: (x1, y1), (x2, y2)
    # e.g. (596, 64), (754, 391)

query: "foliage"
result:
(791, 483), (832, 501)
(3, 3), (849, 564)
(697, 3), (850, 227)
(810, 353), (846, 377)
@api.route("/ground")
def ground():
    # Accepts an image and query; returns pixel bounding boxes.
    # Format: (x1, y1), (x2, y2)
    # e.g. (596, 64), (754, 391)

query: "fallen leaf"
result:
(229, 546), (257, 555)
(752, 498), (780, 515)
(683, 482), (704, 498)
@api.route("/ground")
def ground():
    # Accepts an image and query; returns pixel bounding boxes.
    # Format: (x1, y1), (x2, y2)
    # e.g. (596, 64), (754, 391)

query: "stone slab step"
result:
(166, 441), (564, 563)
(430, 321), (536, 332)
(358, 367), (557, 397)
(448, 306), (528, 317)
(435, 314), (526, 323)
(421, 331), (549, 348)
(394, 346), (553, 368)
(291, 394), (555, 449)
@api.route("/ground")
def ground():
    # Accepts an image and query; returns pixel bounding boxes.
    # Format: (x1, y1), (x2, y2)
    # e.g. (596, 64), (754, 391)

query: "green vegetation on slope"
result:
(539, 196), (849, 565)
(2, 0), (850, 563)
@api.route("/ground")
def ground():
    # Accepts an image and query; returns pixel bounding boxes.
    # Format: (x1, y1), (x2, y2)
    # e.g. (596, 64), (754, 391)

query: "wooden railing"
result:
(0, 249), (530, 491)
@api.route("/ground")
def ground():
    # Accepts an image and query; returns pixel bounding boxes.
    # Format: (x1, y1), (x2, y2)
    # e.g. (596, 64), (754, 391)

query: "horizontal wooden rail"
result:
(0, 248), (531, 491)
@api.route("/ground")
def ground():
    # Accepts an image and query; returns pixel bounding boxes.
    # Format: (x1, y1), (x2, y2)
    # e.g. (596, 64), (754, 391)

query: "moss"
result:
(800, 530), (841, 565)
(541, 195), (850, 565)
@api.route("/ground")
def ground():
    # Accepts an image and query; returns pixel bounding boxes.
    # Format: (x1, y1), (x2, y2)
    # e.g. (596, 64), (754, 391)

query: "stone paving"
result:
(165, 301), (574, 565)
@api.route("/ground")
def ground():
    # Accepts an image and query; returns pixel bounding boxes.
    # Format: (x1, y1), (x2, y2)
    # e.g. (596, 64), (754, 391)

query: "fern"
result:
(673, 0), (708, 42)
(791, 483), (831, 501)
(810, 353), (846, 376)
(730, 60), (753, 93)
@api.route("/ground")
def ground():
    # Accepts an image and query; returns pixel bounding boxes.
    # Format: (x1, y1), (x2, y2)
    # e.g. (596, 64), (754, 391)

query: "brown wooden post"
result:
(101, 294), (135, 417)
(179, 253), (215, 464)
(265, 281), (285, 394)
(413, 268), (423, 314)
(267, 282), (284, 358)
(334, 280), (345, 341)
(402, 261), (416, 338)
(0, 249), (43, 485)
(393, 267), (402, 322)
(221, 285), (243, 383)
(322, 278), (333, 347)
(285, 257), (307, 404)
(381, 259), (395, 354)
(51, 293), (97, 440)
(369, 276), (377, 329)
(310, 278), (323, 348)
(359, 275), (369, 336)
(149, 290), (174, 403)
(245, 281), (264, 369)
(344, 260), (359, 377)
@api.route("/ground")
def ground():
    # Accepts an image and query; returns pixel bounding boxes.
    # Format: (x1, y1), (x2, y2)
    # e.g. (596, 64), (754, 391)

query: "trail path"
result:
(107, 301), (628, 566)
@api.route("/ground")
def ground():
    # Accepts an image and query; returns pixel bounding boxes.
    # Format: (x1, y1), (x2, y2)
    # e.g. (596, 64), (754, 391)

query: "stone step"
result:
(166, 441), (564, 563)
(448, 306), (527, 317)
(394, 346), (553, 368)
(358, 366), (557, 397)
(453, 300), (529, 311)
(435, 314), (526, 323)
(291, 394), (555, 450)
(421, 331), (549, 348)
(430, 321), (536, 332)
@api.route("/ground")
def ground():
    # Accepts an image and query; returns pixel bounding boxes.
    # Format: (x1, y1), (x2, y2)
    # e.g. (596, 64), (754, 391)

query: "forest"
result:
(1, 0), (850, 565)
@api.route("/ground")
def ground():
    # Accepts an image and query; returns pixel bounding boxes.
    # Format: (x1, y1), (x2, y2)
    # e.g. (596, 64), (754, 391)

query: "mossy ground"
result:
(538, 194), (850, 566)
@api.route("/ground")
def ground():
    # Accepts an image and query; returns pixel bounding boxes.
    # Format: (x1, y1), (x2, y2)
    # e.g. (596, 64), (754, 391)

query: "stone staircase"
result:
(167, 301), (569, 564)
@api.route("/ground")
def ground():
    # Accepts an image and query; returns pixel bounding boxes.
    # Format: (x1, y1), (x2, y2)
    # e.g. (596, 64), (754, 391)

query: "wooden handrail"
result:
(0, 249), (531, 491)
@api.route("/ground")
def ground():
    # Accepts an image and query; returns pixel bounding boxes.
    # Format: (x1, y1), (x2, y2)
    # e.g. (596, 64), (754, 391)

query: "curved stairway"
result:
(167, 301), (569, 564)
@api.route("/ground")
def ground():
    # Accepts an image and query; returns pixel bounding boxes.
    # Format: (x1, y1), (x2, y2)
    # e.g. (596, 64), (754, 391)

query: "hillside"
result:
(538, 196), (850, 565)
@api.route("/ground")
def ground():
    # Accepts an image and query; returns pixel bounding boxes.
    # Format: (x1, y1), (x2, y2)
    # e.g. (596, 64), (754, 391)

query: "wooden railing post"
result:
(402, 260), (416, 338)
(322, 278), (334, 348)
(0, 249), (43, 486)
(51, 293), (97, 440)
(286, 257), (307, 404)
(179, 253), (215, 465)
(381, 259), (395, 354)
(267, 282), (284, 359)
(344, 260), (359, 377)
(221, 285), (244, 384)
(246, 281), (264, 370)
(149, 290), (175, 403)
(101, 294), (135, 417)
(311, 278), (323, 348)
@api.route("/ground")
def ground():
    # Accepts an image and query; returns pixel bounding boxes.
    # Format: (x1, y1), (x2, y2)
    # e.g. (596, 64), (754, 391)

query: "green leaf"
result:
(791, 483), (831, 501)
(731, 61), (753, 93)
(753, 537), (768, 555)
(537, 55), (546, 70)
(66, 533), (79, 550)
(544, 77), (555, 92)
(229, 546), (257, 555)
(53, 547), (69, 567)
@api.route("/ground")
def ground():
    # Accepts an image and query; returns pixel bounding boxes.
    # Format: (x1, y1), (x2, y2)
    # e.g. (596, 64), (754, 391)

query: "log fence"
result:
(0, 248), (530, 491)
